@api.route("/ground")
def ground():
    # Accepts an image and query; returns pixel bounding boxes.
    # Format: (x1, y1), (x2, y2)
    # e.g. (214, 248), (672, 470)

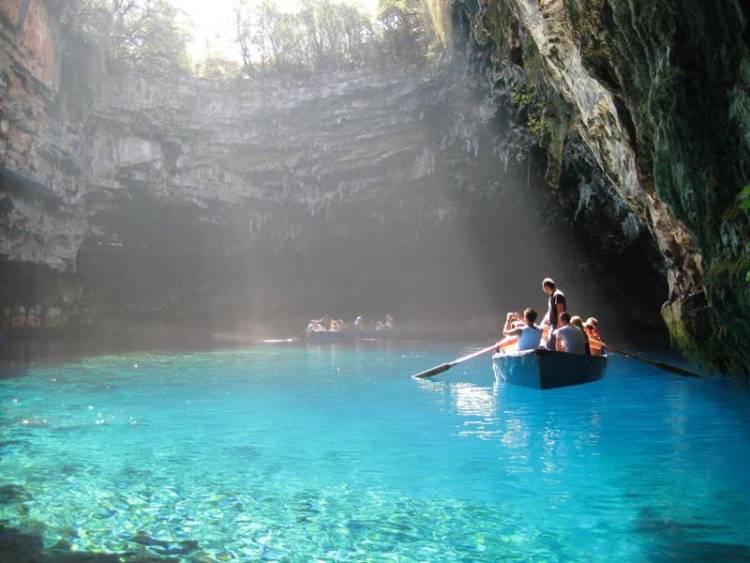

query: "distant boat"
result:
(493, 349), (607, 389)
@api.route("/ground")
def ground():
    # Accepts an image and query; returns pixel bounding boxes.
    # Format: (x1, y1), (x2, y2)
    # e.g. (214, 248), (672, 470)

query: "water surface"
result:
(0, 343), (749, 560)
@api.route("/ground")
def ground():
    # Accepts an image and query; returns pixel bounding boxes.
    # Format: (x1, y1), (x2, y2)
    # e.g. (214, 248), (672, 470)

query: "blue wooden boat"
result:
(492, 349), (607, 389)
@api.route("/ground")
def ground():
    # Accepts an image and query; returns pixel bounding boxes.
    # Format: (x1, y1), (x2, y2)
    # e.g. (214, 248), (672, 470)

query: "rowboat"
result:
(492, 348), (607, 389)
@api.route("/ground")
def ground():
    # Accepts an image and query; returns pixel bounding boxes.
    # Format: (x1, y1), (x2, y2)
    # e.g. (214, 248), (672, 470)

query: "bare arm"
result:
(503, 313), (523, 336)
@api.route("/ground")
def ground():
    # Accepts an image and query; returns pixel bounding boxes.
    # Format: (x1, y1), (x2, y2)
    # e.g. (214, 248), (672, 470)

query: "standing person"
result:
(541, 278), (566, 350)
(552, 312), (586, 354)
(501, 308), (542, 351)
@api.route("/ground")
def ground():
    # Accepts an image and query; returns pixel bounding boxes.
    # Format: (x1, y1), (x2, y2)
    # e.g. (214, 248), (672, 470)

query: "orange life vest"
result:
(585, 327), (603, 355)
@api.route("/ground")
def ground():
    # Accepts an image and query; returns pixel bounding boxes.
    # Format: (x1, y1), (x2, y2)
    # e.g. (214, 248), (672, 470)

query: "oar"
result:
(592, 339), (702, 378)
(412, 338), (518, 379)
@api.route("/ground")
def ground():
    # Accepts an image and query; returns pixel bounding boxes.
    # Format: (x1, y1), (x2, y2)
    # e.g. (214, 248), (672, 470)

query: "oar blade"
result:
(412, 363), (452, 380)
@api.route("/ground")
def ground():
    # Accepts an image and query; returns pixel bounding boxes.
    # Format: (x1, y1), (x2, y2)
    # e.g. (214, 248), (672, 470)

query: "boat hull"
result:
(492, 349), (607, 389)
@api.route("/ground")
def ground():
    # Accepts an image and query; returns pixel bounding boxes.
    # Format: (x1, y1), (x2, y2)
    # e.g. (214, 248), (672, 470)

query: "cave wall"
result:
(456, 0), (750, 373)
(0, 0), (668, 343)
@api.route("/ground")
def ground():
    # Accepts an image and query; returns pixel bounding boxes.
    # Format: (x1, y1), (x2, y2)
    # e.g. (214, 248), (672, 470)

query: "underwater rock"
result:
(131, 531), (199, 556)
(0, 484), (31, 504)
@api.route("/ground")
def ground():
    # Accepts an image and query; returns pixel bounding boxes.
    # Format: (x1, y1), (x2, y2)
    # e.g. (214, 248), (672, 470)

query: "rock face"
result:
(454, 0), (750, 372)
(0, 0), (692, 354)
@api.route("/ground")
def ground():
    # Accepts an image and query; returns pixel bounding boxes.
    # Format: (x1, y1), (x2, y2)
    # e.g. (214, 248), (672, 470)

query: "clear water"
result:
(1, 343), (749, 561)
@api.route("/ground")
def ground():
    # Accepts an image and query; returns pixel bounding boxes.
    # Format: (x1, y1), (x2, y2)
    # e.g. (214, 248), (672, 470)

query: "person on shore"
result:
(570, 315), (591, 356)
(501, 308), (542, 351)
(584, 317), (604, 355)
(553, 312), (586, 354)
(541, 278), (566, 350)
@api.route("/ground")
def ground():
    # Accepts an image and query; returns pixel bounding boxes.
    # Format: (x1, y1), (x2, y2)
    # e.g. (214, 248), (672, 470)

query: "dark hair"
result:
(542, 277), (556, 290)
(524, 308), (538, 324)
(559, 311), (571, 323)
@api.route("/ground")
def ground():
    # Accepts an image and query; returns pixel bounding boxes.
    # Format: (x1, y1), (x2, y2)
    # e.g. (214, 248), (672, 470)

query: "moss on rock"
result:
(453, 0), (750, 373)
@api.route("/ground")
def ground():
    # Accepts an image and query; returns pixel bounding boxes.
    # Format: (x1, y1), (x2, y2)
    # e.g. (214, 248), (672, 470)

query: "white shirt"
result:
(553, 324), (586, 354)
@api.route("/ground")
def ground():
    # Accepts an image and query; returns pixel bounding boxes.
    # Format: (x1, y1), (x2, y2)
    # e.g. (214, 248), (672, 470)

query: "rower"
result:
(541, 277), (566, 350)
(552, 312), (586, 354)
(502, 308), (542, 351)
(584, 317), (604, 355)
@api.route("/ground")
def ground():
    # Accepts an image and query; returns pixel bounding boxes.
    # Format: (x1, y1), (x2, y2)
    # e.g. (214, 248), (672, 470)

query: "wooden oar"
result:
(591, 339), (702, 378)
(412, 338), (518, 379)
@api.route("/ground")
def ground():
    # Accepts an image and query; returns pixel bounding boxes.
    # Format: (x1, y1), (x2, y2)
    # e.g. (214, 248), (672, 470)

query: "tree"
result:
(377, 0), (437, 66)
(61, 0), (191, 74)
(230, 0), (441, 75)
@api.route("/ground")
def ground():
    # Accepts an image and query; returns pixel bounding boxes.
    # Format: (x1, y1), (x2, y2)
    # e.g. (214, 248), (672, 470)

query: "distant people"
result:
(306, 319), (325, 333)
(12, 305), (26, 329)
(353, 315), (364, 331)
(27, 305), (42, 329)
(570, 315), (591, 356)
(552, 312), (586, 354)
(385, 314), (394, 330)
(375, 320), (386, 331)
(502, 308), (542, 351)
(46, 306), (64, 329)
(541, 278), (566, 350)
(584, 317), (604, 356)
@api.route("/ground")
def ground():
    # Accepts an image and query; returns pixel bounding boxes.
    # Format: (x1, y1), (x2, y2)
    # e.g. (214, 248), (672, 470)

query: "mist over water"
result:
(0, 62), (654, 355)
(0, 0), (665, 357)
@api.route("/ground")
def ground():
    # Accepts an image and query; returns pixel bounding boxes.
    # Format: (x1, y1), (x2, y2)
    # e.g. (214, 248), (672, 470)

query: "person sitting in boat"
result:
(501, 308), (542, 351)
(570, 315), (591, 356)
(552, 312), (586, 354)
(306, 320), (324, 333)
(584, 317), (604, 355)
(541, 278), (566, 350)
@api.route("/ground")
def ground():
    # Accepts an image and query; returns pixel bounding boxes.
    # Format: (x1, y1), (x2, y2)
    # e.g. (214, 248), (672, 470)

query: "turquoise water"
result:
(1, 343), (749, 561)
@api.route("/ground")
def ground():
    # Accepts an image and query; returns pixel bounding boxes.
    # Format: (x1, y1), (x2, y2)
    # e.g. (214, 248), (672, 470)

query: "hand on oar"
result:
(590, 339), (702, 378)
(412, 338), (518, 379)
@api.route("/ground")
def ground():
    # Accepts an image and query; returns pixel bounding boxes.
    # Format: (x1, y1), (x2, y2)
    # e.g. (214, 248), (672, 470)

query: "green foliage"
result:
(741, 185), (750, 282)
(194, 56), (242, 80)
(62, 0), (191, 74)
(511, 81), (547, 141)
(740, 184), (750, 210)
(378, 0), (439, 65)
(232, 0), (440, 76)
